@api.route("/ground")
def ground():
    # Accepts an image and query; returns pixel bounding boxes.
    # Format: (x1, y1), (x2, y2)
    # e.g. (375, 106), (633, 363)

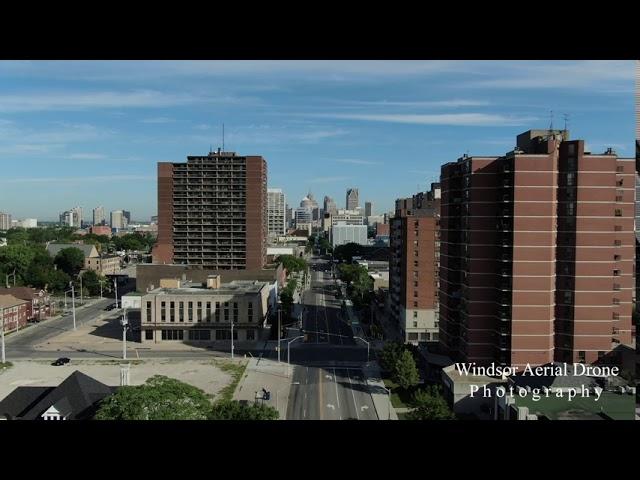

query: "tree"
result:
(209, 400), (279, 420)
(406, 386), (455, 420)
(54, 247), (85, 276)
(47, 269), (72, 294)
(380, 342), (404, 372)
(276, 255), (307, 276)
(95, 375), (212, 420)
(23, 247), (55, 289)
(80, 270), (104, 296)
(0, 244), (36, 283)
(333, 242), (364, 263)
(392, 349), (420, 390)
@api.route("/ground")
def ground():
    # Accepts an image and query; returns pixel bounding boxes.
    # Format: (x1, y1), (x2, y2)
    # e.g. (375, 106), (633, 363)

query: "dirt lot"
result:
(0, 358), (247, 402)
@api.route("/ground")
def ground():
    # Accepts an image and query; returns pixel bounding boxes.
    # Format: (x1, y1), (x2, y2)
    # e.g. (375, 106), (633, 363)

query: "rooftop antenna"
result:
(563, 113), (569, 132)
(222, 123), (225, 152)
(548, 110), (554, 131)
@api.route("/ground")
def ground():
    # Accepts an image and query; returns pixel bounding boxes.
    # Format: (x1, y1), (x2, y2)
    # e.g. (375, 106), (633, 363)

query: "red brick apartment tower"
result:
(152, 150), (267, 270)
(389, 185), (440, 344)
(554, 141), (634, 364)
(440, 130), (635, 368)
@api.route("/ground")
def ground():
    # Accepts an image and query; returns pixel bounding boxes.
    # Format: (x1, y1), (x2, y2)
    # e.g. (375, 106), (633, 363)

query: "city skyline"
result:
(0, 60), (635, 220)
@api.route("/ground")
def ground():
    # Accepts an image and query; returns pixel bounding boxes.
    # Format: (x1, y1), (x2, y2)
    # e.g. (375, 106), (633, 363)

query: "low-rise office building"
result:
(0, 287), (55, 322)
(0, 295), (29, 332)
(140, 276), (271, 344)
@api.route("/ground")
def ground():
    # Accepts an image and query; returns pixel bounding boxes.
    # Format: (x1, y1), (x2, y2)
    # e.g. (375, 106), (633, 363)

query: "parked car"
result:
(51, 357), (70, 366)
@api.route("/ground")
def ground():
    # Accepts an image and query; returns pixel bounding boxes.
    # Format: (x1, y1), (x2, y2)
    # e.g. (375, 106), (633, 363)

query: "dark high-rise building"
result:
(365, 201), (373, 217)
(152, 149), (267, 270)
(123, 210), (131, 224)
(324, 196), (338, 216)
(440, 130), (634, 368)
(346, 188), (359, 210)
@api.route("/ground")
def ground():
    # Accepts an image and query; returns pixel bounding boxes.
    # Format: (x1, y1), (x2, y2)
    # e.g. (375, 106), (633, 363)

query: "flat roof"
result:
(148, 280), (268, 296)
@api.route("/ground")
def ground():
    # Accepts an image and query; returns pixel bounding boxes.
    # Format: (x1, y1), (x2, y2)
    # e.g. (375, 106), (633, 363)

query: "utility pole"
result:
(277, 309), (281, 363)
(70, 282), (77, 331)
(114, 278), (119, 309)
(79, 272), (83, 305)
(1, 307), (5, 364)
(230, 316), (234, 359)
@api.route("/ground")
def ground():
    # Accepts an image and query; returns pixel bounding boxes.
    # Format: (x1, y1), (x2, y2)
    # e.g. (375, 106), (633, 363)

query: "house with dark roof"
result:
(0, 371), (117, 420)
(46, 242), (122, 275)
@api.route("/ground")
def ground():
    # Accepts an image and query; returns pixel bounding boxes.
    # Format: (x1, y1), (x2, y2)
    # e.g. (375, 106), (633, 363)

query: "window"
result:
(145, 330), (153, 340)
(146, 301), (152, 323)
(613, 298), (620, 305)
(206, 302), (212, 322)
(614, 240), (622, 246)
(170, 301), (175, 322)
(413, 291), (418, 298)
(413, 301), (418, 308)
(248, 302), (253, 323)
(161, 330), (184, 341)
(612, 312), (620, 320)
(224, 308), (229, 322)
(616, 166), (624, 173)
(615, 195), (623, 202)
(613, 283), (621, 291)
(413, 240), (418, 246)
(414, 281), (419, 287)
(196, 302), (202, 322)
(188, 330), (211, 341)
(578, 351), (586, 363)
(413, 271), (418, 279)
(408, 333), (419, 341)
(613, 269), (620, 276)
(215, 302), (220, 322)
(414, 230), (419, 236)
(432, 333), (439, 341)
(597, 351), (605, 360)
(614, 225), (622, 232)
(413, 311), (418, 318)
(179, 303), (184, 322)
(616, 179), (624, 187)
(414, 250), (419, 257)
(413, 321), (418, 328)
(160, 302), (166, 322)
(414, 260), (419, 267)
(216, 329), (230, 340)
(614, 209), (622, 217)
(246, 329), (255, 341)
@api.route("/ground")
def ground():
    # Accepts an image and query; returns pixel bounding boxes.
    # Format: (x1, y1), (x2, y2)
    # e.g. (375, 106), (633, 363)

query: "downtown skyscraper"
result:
(153, 149), (268, 270)
(439, 130), (634, 368)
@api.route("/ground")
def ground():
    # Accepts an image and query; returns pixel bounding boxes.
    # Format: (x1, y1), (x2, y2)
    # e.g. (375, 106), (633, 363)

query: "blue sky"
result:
(0, 60), (635, 221)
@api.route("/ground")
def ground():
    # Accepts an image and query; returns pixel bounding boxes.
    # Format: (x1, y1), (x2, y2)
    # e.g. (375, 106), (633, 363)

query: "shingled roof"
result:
(46, 243), (98, 259)
(0, 371), (117, 420)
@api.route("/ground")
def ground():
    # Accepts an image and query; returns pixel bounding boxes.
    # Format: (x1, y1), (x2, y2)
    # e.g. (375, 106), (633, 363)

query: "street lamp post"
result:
(382, 386), (392, 420)
(99, 279), (103, 299)
(287, 335), (304, 377)
(78, 272), (83, 305)
(113, 278), (119, 309)
(64, 290), (68, 310)
(277, 309), (281, 363)
(121, 308), (128, 360)
(70, 282), (77, 331)
(353, 336), (370, 363)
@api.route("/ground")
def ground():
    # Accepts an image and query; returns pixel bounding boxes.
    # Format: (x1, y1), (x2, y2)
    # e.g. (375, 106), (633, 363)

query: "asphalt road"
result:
(284, 256), (378, 420)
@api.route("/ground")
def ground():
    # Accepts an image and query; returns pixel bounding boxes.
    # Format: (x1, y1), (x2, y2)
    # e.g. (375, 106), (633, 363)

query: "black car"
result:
(51, 357), (70, 366)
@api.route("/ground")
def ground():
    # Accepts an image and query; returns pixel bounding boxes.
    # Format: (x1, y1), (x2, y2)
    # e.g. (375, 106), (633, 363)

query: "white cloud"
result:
(0, 175), (154, 184)
(334, 158), (381, 165)
(339, 99), (491, 108)
(68, 153), (107, 160)
(140, 116), (175, 124)
(309, 112), (537, 127)
(0, 90), (262, 112)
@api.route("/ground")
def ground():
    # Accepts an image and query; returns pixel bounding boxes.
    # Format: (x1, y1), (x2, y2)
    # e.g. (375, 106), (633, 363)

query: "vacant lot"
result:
(0, 358), (248, 402)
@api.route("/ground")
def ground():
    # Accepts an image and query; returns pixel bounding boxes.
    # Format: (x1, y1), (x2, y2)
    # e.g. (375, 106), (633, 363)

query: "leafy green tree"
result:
(47, 269), (72, 294)
(23, 247), (55, 289)
(333, 242), (365, 263)
(276, 255), (308, 276)
(95, 375), (212, 420)
(209, 400), (279, 420)
(379, 342), (404, 372)
(406, 386), (455, 420)
(0, 244), (36, 282)
(80, 270), (104, 296)
(54, 247), (85, 276)
(393, 349), (420, 390)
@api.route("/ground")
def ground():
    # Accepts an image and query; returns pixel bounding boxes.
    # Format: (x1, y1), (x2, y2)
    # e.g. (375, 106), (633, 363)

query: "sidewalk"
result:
(233, 356), (292, 420)
(362, 362), (399, 420)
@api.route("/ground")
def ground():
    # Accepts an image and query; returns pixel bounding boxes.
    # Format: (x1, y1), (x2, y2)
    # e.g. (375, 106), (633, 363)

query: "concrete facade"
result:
(331, 223), (368, 247)
(140, 280), (270, 344)
(267, 188), (286, 237)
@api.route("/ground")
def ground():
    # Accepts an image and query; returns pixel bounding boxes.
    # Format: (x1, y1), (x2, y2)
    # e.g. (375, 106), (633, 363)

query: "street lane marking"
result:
(318, 368), (324, 420)
(325, 374), (332, 380)
(327, 404), (335, 410)
(347, 369), (360, 420)
(361, 406), (369, 411)
(332, 367), (341, 413)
